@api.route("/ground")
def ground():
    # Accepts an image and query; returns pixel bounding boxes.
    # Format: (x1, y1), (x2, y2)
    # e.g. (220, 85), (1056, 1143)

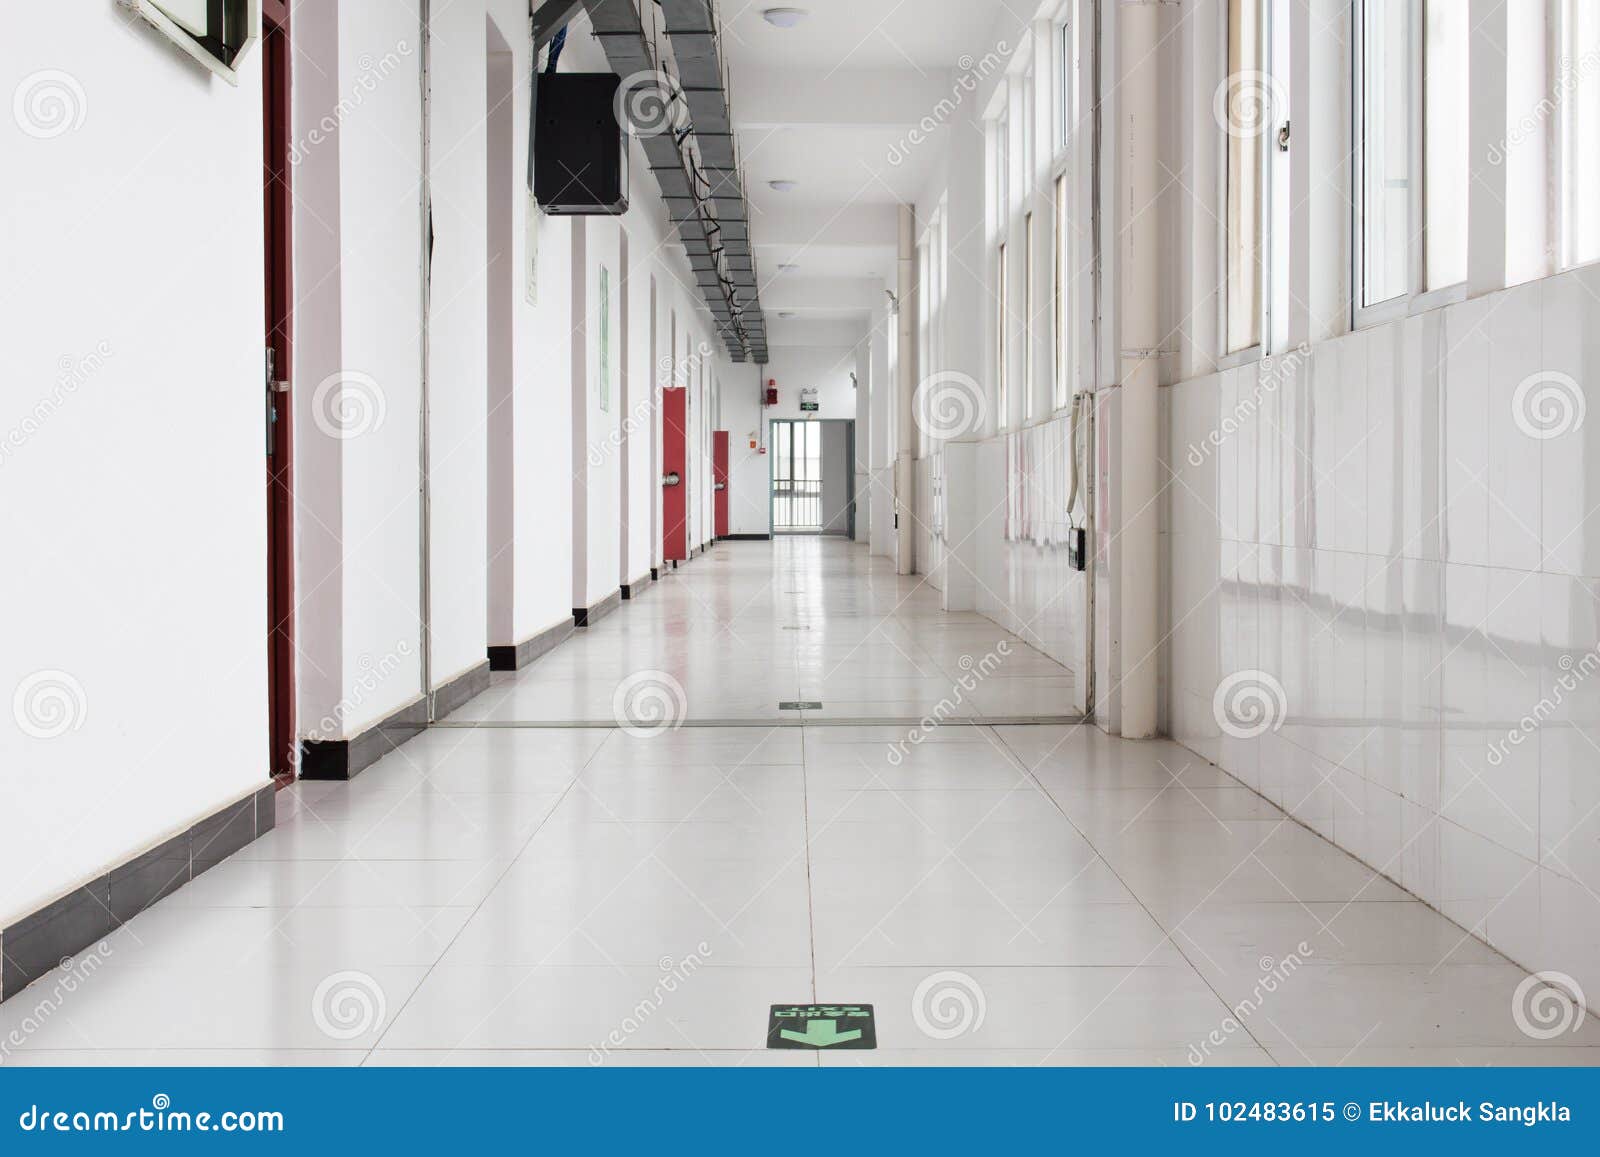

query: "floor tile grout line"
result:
(985, 723), (1283, 1066)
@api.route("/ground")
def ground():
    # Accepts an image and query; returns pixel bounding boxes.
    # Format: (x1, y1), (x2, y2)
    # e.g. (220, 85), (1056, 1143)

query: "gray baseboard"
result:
(299, 696), (428, 781)
(621, 571), (654, 600)
(573, 588), (622, 628)
(488, 619), (575, 671)
(1, 784), (276, 1003)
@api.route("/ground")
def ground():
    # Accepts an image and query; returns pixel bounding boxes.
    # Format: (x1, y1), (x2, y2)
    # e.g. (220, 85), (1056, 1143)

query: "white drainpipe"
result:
(894, 203), (917, 575)
(1118, 1), (1160, 738)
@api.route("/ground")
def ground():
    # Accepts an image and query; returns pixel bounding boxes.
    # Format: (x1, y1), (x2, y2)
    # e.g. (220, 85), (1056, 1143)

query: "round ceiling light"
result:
(762, 8), (809, 29)
(778, 311), (798, 319)
(768, 179), (799, 192)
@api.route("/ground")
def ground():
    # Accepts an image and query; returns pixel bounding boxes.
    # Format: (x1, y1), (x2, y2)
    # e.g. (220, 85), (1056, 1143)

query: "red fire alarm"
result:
(765, 379), (778, 406)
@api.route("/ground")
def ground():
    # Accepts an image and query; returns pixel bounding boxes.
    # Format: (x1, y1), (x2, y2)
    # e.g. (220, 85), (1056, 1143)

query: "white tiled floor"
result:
(3, 539), (1597, 1066)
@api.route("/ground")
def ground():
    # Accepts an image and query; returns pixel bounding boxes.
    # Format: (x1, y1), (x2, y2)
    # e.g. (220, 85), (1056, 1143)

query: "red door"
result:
(712, 431), (729, 538)
(662, 387), (688, 561)
(263, 0), (296, 786)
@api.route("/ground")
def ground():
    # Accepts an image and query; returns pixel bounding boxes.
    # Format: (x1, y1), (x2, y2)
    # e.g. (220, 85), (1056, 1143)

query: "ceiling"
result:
(716, 1), (1013, 333)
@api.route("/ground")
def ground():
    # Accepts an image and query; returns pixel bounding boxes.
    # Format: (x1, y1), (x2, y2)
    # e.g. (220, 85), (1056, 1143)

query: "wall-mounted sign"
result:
(799, 387), (819, 413)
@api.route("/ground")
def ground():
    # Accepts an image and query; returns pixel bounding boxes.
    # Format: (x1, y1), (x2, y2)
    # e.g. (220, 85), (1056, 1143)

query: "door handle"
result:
(713, 482), (726, 491)
(662, 472), (681, 487)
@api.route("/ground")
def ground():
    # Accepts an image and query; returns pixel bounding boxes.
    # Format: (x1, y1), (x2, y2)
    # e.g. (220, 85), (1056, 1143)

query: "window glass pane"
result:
(1562, 0), (1600, 267)
(1023, 212), (1034, 422)
(1226, 0), (1264, 351)
(997, 243), (1008, 428)
(1423, 0), (1468, 288)
(1055, 173), (1069, 409)
(1361, 0), (1413, 306)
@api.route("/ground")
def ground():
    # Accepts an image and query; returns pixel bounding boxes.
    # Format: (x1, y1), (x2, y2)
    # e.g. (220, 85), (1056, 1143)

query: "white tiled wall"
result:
(975, 417), (1089, 679)
(1164, 268), (1600, 996)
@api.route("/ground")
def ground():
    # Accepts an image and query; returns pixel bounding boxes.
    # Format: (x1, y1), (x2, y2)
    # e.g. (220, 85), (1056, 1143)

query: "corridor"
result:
(2, 540), (1595, 1067)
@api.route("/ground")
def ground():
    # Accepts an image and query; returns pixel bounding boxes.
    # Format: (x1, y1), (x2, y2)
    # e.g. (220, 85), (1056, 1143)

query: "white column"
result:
(894, 203), (917, 575)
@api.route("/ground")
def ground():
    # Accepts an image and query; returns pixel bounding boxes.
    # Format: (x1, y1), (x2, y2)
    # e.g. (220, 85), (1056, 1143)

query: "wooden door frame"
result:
(263, 0), (296, 786)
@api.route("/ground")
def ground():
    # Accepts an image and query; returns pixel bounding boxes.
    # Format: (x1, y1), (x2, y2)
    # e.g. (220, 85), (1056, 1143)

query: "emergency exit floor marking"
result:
(767, 1004), (876, 1049)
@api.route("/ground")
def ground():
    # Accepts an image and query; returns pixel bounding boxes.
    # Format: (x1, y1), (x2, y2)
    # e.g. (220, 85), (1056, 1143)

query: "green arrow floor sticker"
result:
(767, 1004), (876, 1050)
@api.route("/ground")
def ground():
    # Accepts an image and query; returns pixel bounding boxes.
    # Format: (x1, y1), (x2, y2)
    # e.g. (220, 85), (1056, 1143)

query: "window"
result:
(1558, 0), (1600, 268)
(1054, 174), (1070, 410)
(1056, 18), (1073, 151)
(1023, 212), (1035, 422)
(1225, 0), (1267, 351)
(1357, 0), (1415, 308)
(996, 242), (1009, 428)
(1423, 0), (1468, 288)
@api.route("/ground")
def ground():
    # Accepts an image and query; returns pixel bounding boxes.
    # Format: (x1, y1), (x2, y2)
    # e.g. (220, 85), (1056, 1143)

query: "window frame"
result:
(1222, 0), (1271, 357)
(1555, 0), (1600, 270)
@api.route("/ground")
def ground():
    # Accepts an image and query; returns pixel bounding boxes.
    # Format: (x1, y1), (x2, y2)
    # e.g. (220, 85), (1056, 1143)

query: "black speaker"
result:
(534, 72), (629, 215)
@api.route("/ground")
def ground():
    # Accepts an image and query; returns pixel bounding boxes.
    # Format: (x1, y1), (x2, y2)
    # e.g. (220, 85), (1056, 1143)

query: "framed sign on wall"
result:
(119, 0), (260, 84)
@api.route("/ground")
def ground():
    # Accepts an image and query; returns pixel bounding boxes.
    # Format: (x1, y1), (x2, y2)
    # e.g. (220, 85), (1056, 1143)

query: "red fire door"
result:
(712, 430), (729, 539)
(662, 387), (688, 561)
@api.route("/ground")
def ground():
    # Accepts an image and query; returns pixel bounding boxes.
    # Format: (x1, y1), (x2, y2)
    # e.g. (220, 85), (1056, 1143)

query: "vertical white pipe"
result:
(1119, 0), (1159, 738)
(894, 203), (917, 575)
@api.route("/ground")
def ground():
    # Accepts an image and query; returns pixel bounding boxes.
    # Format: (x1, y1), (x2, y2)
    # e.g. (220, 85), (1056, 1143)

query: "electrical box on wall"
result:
(1068, 527), (1087, 572)
(534, 73), (628, 215)
(765, 380), (778, 406)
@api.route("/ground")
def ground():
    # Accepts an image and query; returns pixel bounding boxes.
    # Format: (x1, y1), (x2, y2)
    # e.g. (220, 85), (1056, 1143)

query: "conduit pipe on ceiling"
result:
(1118, 0), (1160, 738)
(894, 203), (916, 576)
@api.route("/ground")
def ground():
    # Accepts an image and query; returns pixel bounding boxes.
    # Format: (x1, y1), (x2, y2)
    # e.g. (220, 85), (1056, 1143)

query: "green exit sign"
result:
(767, 1004), (876, 1049)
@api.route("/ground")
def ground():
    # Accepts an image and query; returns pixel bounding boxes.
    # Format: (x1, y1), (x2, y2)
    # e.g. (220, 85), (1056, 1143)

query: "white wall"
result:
(1, 6), (268, 923)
